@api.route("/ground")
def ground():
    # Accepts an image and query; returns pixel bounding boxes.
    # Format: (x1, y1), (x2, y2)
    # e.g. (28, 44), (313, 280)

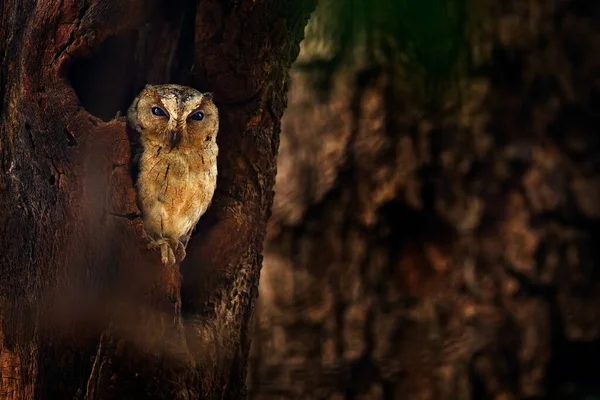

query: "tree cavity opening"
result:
(68, 31), (142, 122)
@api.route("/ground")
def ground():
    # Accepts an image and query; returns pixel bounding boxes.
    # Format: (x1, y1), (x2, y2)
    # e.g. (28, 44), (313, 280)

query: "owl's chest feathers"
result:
(137, 142), (217, 238)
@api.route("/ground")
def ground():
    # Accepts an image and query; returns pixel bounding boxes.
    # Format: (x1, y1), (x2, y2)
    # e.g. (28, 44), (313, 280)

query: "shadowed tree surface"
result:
(0, 0), (315, 399)
(248, 0), (600, 399)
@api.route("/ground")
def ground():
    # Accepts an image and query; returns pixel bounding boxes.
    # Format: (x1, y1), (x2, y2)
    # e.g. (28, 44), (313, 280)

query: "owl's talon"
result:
(148, 238), (177, 266)
(167, 238), (186, 263)
(162, 244), (176, 266)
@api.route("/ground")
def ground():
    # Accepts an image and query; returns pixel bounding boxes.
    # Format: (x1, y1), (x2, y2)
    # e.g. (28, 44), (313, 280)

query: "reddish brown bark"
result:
(249, 0), (600, 399)
(0, 0), (315, 399)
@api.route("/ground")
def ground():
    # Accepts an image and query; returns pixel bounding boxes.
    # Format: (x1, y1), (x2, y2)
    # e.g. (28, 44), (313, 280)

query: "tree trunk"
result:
(0, 1), (315, 399)
(249, 0), (600, 399)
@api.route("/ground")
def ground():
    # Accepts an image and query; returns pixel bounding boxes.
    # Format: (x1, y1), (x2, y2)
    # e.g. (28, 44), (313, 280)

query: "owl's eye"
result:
(189, 112), (204, 121)
(151, 107), (167, 117)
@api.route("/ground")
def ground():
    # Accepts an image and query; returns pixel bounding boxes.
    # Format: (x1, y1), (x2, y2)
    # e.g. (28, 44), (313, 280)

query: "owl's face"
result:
(127, 84), (218, 150)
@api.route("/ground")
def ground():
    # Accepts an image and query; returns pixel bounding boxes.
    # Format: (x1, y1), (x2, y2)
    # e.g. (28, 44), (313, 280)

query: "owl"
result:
(127, 84), (219, 266)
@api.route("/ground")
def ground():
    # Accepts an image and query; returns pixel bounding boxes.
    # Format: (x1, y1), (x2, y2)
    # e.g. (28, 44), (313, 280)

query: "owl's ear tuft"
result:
(203, 92), (214, 101)
(144, 84), (154, 90)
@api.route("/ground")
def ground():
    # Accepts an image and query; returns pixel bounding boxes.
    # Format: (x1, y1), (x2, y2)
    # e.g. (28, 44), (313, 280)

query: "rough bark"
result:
(0, 0), (315, 399)
(249, 0), (600, 399)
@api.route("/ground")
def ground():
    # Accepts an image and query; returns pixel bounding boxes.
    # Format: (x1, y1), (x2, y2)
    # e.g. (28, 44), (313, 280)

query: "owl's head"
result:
(127, 84), (218, 150)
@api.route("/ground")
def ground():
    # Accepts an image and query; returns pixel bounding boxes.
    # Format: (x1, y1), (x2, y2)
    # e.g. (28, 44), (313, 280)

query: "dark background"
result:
(248, 0), (600, 399)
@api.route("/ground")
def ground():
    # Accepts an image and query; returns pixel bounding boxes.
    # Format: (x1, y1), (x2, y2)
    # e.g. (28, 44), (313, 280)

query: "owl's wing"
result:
(181, 198), (217, 247)
(182, 227), (194, 247)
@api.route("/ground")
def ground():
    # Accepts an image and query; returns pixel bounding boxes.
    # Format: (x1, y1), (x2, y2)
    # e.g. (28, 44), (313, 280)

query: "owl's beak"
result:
(171, 131), (181, 148)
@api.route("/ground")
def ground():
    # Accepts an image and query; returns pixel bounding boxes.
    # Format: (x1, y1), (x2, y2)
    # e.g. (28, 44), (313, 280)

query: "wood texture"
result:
(248, 0), (600, 399)
(0, 0), (315, 399)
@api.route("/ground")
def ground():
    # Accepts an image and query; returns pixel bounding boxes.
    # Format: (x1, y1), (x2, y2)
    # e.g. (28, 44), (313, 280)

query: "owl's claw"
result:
(148, 238), (176, 266)
(167, 238), (186, 263)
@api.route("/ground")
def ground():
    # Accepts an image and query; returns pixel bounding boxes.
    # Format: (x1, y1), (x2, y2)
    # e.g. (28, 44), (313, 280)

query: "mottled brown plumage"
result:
(127, 84), (219, 266)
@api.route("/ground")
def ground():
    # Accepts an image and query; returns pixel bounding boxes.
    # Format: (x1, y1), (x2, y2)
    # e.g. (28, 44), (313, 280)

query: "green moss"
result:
(300, 0), (491, 106)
